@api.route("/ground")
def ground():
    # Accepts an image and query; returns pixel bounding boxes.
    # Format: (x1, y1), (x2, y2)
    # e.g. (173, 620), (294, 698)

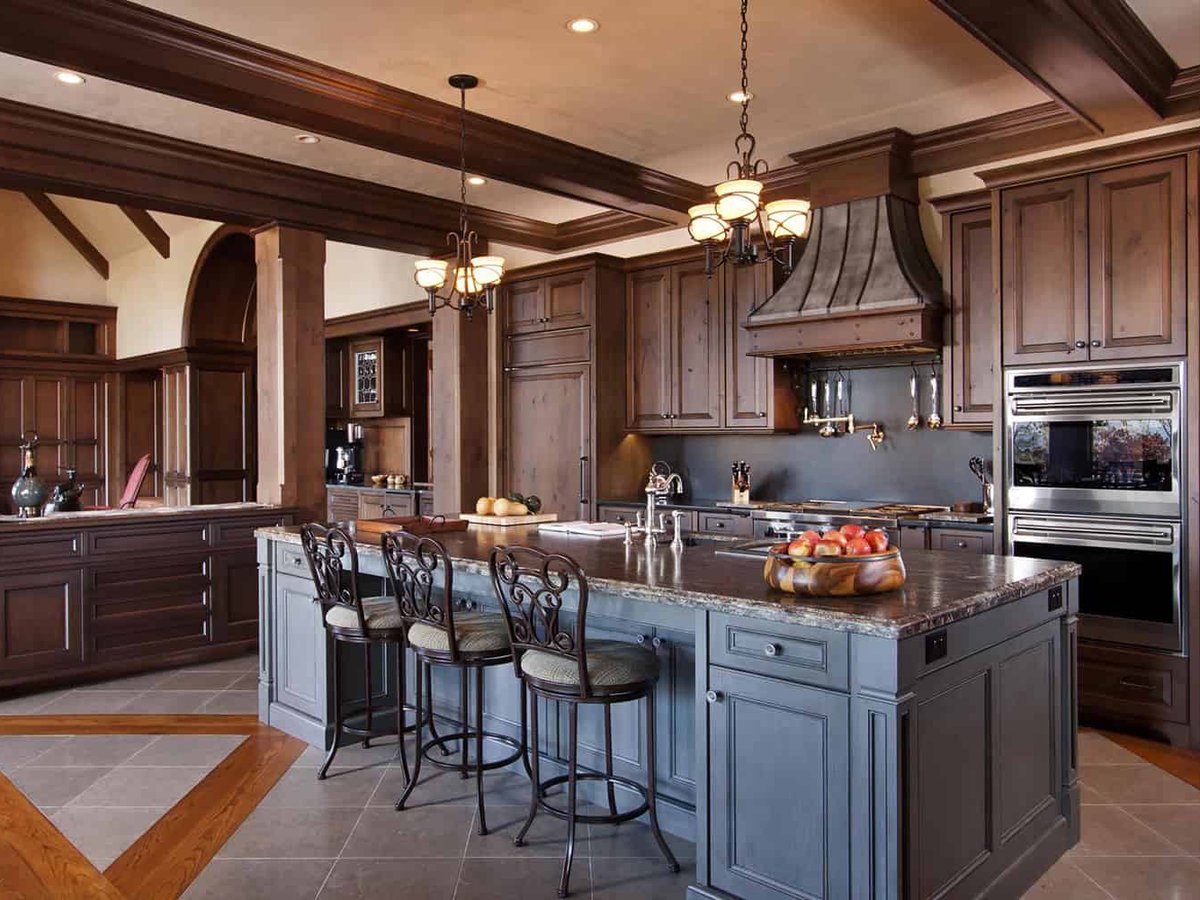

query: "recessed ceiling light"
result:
(295, 133), (320, 144)
(54, 71), (86, 86)
(566, 17), (599, 33)
(467, 175), (486, 186)
(728, 90), (754, 103)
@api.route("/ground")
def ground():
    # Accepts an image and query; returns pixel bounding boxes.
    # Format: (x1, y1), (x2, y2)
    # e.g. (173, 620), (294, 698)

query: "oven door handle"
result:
(1011, 521), (1176, 546)
(1010, 392), (1173, 416)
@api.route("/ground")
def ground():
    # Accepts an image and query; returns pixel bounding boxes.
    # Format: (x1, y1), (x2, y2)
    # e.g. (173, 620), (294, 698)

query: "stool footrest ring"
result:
(420, 730), (524, 772)
(534, 772), (650, 825)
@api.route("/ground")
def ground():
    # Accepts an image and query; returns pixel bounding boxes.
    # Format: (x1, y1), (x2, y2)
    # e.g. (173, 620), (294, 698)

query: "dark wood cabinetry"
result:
(998, 156), (1188, 366)
(625, 252), (797, 434)
(325, 338), (349, 418)
(502, 267), (594, 335)
(348, 335), (414, 418)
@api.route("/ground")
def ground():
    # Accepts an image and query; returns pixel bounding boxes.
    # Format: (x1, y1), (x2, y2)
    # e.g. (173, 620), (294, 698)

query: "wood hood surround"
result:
(744, 130), (944, 358)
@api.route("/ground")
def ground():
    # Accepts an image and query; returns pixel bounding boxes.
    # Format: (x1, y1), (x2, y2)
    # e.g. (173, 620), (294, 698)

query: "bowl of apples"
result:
(762, 524), (905, 597)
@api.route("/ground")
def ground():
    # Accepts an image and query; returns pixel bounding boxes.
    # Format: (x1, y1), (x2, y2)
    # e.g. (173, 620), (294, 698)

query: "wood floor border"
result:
(1102, 729), (1200, 790)
(0, 714), (260, 735)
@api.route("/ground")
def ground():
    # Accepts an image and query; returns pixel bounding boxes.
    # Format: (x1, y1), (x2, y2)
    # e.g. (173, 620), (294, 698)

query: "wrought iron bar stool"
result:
(300, 523), (418, 781)
(488, 545), (679, 898)
(382, 530), (528, 836)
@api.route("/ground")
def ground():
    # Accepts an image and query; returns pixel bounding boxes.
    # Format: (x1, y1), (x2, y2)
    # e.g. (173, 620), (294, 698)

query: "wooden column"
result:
(254, 225), (326, 522)
(431, 307), (489, 515)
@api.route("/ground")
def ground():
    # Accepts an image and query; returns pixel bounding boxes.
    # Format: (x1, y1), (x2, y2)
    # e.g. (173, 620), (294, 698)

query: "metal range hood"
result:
(743, 133), (944, 357)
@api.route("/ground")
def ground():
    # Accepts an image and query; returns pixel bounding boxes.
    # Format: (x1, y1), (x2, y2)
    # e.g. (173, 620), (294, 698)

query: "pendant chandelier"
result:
(413, 74), (505, 317)
(687, 0), (811, 277)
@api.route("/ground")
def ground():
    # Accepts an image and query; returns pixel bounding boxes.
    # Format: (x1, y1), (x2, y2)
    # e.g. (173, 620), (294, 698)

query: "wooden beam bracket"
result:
(23, 190), (109, 279)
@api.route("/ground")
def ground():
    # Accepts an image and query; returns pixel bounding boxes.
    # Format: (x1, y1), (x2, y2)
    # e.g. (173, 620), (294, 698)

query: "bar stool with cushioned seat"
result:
(300, 523), (413, 781)
(382, 530), (528, 836)
(488, 545), (679, 898)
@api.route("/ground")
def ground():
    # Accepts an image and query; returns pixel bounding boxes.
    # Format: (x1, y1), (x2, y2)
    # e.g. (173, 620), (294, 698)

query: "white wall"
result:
(324, 241), (425, 318)
(0, 190), (110, 305)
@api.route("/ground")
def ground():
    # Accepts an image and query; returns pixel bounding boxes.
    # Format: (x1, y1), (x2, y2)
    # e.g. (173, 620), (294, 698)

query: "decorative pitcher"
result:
(44, 467), (85, 514)
(11, 432), (48, 518)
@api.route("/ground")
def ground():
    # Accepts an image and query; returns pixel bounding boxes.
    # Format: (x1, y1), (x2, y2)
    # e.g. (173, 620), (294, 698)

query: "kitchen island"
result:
(0, 503), (292, 693)
(256, 524), (1080, 900)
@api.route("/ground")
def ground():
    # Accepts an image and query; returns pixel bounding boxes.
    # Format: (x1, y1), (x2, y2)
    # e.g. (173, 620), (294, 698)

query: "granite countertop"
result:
(257, 524), (1079, 639)
(0, 502), (286, 531)
(598, 498), (751, 514)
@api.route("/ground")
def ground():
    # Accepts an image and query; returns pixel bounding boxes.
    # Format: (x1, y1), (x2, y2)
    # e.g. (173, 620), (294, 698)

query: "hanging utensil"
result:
(906, 365), (921, 430)
(968, 456), (986, 485)
(926, 365), (943, 430)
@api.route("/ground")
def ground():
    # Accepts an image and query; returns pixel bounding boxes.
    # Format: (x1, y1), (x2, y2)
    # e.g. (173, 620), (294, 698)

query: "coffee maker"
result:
(329, 423), (365, 485)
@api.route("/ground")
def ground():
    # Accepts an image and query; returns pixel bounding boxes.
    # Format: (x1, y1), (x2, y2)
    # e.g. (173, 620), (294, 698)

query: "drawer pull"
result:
(956, 540), (968, 549)
(764, 643), (781, 658)
(1118, 677), (1157, 693)
(291, 556), (304, 567)
(713, 521), (725, 529)
(705, 690), (723, 704)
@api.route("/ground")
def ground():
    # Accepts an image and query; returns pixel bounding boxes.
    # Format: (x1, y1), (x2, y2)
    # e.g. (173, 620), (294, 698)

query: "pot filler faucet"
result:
(624, 462), (685, 548)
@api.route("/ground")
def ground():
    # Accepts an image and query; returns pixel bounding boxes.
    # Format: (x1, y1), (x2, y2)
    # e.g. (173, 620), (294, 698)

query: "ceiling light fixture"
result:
(295, 133), (321, 144)
(467, 175), (486, 186)
(54, 71), (86, 86)
(688, 0), (810, 278)
(413, 74), (504, 319)
(566, 17), (599, 33)
(727, 90), (753, 103)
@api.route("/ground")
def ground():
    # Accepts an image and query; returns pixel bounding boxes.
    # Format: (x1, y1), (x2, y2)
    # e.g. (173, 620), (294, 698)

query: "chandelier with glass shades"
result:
(687, 0), (811, 277)
(413, 74), (505, 317)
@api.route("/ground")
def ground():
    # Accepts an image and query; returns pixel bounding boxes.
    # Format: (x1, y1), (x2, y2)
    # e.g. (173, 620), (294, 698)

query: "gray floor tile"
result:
(183, 858), (335, 899)
(118, 691), (219, 714)
(30, 734), (157, 767)
(126, 734), (247, 767)
(218, 807), (363, 859)
(340, 806), (475, 858)
(371, 766), (531, 809)
(260, 767), (384, 808)
(1076, 732), (1145, 766)
(35, 690), (145, 714)
(590, 855), (695, 898)
(75, 671), (173, 691)
(154, 671), (245, 691)
(456, 857), (590, 899)
(1021, 857), (1112, 899)
(318, 858), (461, 899)
(0, 690), (68, 715)
(228, 673), (260, 690)
(1067, 805), (1183, 856)
(588, 819), (695, 860)
(51, 806), (167, 865)
(465, 804), (584, 859)
(7, 766), (113, 806)
(1080, 764), (1200, 804)
(0, 736), (67, 771)
(181, 654), (258, 674)
(67, 765), (210, 808)
(200, 691), (259, 714)
(1073, 855), (1200, 899)
(1122, 803), (1200, 854)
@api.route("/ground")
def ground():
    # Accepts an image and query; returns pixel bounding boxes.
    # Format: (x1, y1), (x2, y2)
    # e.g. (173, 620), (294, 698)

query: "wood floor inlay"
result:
(0, 714), (260, 735)
(0, 771), (124, 899)
(1102, 730), (1200, 790)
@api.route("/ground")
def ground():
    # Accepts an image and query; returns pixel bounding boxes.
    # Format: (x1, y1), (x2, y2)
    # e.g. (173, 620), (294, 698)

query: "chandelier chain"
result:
(458, 84), (468, 234)
(738, 0), (750, 140)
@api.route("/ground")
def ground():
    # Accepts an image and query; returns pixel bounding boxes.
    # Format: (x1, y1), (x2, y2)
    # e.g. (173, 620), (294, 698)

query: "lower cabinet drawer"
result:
(1079, 643), (1188, 725)
(930, 528), (991, 554)
(275, 543), (311, 578)
(708, 612), (849, 691)
(697, 512), (752, 536)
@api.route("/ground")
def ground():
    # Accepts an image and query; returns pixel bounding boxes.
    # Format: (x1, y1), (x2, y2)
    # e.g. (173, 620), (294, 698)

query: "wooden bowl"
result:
(763, 547), (906, 597)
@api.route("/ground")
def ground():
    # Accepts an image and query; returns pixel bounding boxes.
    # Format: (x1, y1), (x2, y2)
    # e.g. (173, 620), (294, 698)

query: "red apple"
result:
(787, 539), (813, 558)
(864, 529), (889, 553)
(840, 523), (866, 539)
(846, 536), (873, 556)
(798, 530), (822, 545)
(814, 539), (844, 557)
(821, 530), (848, 546)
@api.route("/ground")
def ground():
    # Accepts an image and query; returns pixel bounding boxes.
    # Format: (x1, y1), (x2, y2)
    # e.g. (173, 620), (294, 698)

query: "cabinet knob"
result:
(1074, 340), (1087, 349)
(661, 412), (669, 419)
(954, 405), (963, 412)
(291, 556), (303, 567)
(956, 540), (968, 549)
(636, 634), (649, 645)
(757, 411), (767, 418)
(1090, 339), (1101, 348)
(713, 521), (724, 528)
(705, 690), (723, 704)
(764, 643), (781, 658)
(651, 636), (667, 650)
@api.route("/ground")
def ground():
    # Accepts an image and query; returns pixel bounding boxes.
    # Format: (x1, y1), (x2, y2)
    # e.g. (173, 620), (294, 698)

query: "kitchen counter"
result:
(597, 497), (750, 514)
(258, 523), (1074, 639)
(0, 501), (282, 530)
(257, 524), (1079, 899)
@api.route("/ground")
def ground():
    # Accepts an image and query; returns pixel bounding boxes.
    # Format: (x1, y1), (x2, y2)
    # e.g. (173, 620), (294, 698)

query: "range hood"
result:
(743, 185), (944, 358)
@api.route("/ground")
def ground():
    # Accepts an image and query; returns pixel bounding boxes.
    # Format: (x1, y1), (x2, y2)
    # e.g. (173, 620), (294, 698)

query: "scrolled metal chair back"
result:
(381, 530), (457, 656)
(488, 545), (591, 696)
(300, 523), (366, 632)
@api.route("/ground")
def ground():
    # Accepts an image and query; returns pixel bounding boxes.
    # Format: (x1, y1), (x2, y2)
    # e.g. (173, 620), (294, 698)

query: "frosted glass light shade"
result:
(454, 266), (481, 295)
(471, 255), (505, 286)
(765, 198), (812, 239)
(688, 204), (729, 243)
(714, 178), (763, 221)
(414, 258), (448, 289)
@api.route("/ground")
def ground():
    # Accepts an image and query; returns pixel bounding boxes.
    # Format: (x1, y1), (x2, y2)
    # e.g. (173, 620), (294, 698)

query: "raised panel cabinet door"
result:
(654, 626), (696, 806)
(1000, 177), (1088, 366)
(725, 263), (772, 428)
(30, 374), (68, 479)
(68, 376), (105, 505)
(503, 277), (546, 335)
(272, 571), (327, 721)
(947, 206), (995, 428)
(708, 666), (850, 900)
(671, 261), (723, 430)
(326, 487), (360, 523)
(325, 339), (349, 418)
(544, 268), (594, 331)
(1088, 157), (1187, 360)
(626, 266), (672, 430)
(0, 373), (28, 512)
(503, 363), (591, 521)
(0, 568), (84, 676)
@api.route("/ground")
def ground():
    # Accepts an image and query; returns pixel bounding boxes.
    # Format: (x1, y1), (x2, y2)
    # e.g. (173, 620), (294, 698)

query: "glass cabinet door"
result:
(353, 348), (379, 407)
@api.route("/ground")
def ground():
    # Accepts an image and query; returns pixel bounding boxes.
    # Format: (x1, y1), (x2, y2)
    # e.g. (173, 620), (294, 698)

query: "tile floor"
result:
(3, 655), (1199, 898)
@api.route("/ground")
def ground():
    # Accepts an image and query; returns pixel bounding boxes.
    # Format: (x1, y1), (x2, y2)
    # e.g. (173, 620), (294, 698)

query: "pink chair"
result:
(86, 453), (153, 511)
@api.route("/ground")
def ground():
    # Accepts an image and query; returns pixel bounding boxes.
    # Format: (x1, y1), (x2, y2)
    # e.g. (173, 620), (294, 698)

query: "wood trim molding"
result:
(324, 300), (430, 339)
(119, 205), (170, 258)
(928, 188), (992, 214)
(927, 0), (1177, 133)
(978, 125), (1200, 188)
(504, 251), (626, 282)
(23, 190), (109, 278)
(0, 0), (704, 220)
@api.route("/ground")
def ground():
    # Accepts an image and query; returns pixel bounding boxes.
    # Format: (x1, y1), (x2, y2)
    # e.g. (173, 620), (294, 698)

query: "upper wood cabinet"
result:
(325, 338), (349, 419)
(999, 156), (1187, 366)
(626, 253), (797, 434)
(503, 268), (594, 336)
(347, 334), (414, 418)
(935, 197), (995, 430)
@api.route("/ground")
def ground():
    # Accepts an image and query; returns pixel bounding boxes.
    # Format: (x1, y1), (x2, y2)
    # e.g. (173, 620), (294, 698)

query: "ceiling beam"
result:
(0, 0), (704, 221)
(23, 190), (109, 278)
(927, 0), (1179, 133)
(119, 205), (170, 258)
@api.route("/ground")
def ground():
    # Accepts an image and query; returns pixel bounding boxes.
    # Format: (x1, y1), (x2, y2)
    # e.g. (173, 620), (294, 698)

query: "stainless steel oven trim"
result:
(1005, 361), (1184, 518)
(1008, 513), (1183, 652)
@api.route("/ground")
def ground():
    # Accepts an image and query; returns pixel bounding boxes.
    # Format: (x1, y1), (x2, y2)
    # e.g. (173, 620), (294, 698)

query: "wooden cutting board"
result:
(355, 515), (468, 537)
(460, 512), (559, 527)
